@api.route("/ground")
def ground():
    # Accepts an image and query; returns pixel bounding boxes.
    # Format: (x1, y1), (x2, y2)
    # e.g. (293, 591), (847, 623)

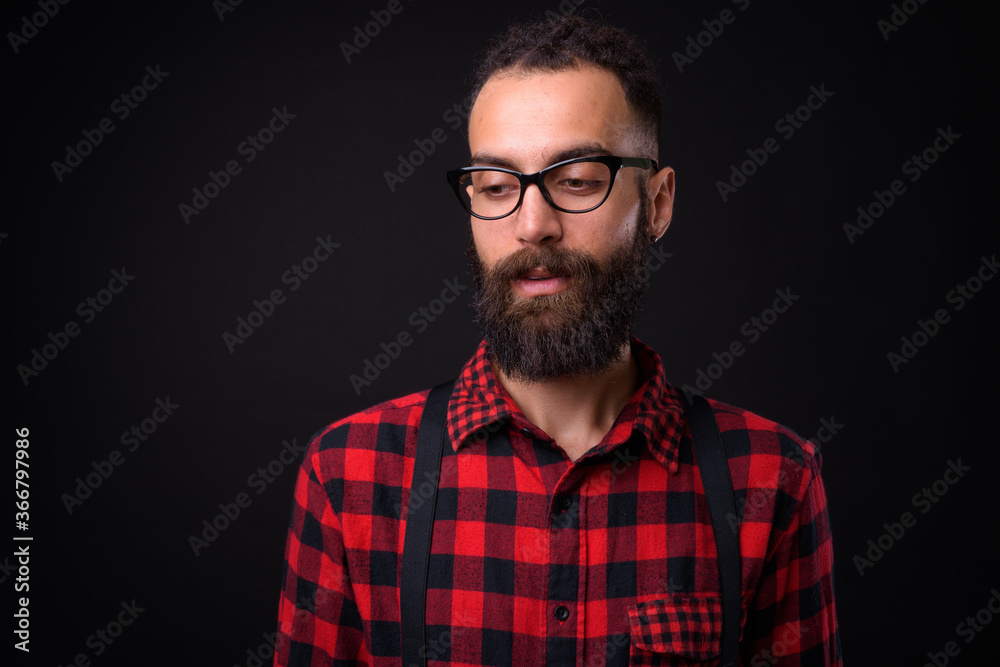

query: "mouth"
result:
(521, 267), (561, 279)
(512, 267), (571, 296)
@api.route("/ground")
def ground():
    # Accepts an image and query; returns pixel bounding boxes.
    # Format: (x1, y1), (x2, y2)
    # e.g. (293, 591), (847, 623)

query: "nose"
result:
(513, 182), (563, 245)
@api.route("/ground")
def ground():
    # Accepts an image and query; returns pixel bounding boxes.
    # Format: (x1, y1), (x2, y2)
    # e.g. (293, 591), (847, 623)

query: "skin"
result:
(468, 64), (676, 462)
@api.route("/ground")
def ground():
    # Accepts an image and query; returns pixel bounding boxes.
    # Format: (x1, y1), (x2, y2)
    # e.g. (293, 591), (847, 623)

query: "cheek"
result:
(470, 223), (502, 266)
(588, 192), (642, 253)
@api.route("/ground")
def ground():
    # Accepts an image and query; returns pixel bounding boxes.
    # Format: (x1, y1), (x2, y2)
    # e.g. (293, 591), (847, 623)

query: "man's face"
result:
(466, 65), (658, 382)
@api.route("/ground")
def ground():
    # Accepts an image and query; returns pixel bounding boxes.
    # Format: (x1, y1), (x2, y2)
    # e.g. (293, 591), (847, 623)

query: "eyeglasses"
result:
(446, 155), (658, 220)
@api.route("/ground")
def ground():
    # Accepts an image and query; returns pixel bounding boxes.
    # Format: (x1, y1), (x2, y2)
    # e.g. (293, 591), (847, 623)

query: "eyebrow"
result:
(469, 144), (613, 170)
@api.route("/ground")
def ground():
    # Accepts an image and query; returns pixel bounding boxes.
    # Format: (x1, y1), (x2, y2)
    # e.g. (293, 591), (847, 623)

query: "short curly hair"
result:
(467, 14), (661, 157)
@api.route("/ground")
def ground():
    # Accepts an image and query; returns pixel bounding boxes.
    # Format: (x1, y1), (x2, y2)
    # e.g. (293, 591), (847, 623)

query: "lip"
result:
(512, 270), (571, 297)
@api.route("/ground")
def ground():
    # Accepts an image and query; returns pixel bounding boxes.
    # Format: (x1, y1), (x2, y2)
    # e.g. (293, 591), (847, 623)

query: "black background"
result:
(5, 0), (998, 664)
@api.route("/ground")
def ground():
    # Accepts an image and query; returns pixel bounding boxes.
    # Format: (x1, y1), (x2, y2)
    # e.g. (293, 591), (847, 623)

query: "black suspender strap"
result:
(401, 382), (740, 666)
(683, 393), (742, 667)
(400, 378), (456, 667)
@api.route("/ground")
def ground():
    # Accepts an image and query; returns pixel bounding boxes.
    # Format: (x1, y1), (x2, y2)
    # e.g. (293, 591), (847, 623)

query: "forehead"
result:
(468, 65), (633, 169)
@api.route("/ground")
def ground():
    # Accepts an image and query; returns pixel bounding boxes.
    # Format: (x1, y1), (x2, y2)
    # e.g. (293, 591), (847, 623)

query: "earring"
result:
(649, 234), (658, 243)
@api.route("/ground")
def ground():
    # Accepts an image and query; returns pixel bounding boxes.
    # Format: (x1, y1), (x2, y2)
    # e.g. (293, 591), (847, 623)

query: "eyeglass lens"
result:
(456, 161), (613, 218)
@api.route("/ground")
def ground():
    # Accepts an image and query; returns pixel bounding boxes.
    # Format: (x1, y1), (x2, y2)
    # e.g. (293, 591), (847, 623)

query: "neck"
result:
(494, 342), (641, 462)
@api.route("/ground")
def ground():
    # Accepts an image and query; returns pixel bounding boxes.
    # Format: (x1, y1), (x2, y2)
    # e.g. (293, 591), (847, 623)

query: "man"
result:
(276, 14), (840, 666)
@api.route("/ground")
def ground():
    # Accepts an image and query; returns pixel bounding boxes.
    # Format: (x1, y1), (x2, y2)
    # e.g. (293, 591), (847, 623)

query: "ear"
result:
(645, 166), (675, 241)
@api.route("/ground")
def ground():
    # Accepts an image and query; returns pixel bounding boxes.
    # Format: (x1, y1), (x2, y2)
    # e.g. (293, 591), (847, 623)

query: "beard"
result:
(467, 197), (650, 383)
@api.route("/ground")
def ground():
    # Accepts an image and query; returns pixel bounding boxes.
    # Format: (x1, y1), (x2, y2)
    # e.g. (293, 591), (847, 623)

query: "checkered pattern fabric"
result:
(275, 338), (841, 666)
(628, 597), (720, 664)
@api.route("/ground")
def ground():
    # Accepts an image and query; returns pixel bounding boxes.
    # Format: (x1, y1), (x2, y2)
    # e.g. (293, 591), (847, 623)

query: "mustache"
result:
(486, 245), (600, 283)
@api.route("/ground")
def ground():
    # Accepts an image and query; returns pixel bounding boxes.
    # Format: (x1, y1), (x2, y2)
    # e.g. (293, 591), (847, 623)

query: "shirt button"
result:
(554, 605), (570, 621)
(520, 427), (532, 436)
(558, 496), (572, 512)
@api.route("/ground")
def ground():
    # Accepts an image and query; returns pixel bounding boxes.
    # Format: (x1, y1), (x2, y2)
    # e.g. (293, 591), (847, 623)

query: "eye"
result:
(471, 171), (520, 198)
(547, 161), (609, 196)
(555, 177), (604, 194)
(479, 183), (519, 197)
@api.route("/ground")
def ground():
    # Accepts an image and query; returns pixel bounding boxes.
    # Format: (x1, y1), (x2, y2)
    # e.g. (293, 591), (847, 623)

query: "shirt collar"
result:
(446, 337), (686, 473)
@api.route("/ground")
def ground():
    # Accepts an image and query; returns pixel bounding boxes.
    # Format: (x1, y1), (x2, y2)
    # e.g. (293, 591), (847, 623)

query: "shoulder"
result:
(705, 397), (819, 473)
(700, 397), (823, 526)
(300, 389), (432, 485)
(312, 388), (431, 453)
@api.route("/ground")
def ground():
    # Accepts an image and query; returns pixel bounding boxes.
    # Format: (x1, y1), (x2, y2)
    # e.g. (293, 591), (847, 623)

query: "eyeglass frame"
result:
(446, 155), (658, 221)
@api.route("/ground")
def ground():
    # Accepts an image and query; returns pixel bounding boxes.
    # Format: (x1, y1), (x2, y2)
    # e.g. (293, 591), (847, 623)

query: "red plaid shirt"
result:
(276, 338), (841, 666)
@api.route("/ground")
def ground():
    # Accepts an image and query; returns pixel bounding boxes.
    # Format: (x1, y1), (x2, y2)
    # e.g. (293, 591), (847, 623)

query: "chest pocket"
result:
(627, 596), (722, 666)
